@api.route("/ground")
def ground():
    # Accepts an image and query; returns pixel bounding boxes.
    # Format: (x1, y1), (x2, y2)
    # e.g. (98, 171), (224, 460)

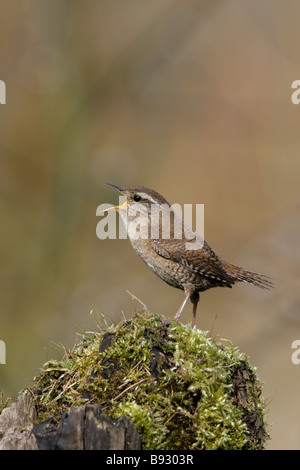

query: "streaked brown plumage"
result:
(105, 184), (274, 327)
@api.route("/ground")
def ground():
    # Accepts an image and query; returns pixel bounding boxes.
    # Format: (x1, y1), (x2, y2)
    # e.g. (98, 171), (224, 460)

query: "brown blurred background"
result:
(0, 0), (299, 449)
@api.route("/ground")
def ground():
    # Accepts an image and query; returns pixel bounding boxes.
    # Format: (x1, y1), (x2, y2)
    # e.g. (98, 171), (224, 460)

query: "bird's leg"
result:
(173, 293), (190, 322)
(190, 292), (200, 328)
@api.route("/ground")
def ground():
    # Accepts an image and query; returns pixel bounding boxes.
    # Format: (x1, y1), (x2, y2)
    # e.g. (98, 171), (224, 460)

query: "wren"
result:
(104, 184), (274, 327)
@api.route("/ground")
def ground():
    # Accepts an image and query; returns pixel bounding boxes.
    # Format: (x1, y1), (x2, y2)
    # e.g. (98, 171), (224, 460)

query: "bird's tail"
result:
(223, 262), (275, 290)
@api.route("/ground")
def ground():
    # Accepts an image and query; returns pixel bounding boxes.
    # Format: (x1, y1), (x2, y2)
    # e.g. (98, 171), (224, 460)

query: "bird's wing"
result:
(150, 238), (234, 285)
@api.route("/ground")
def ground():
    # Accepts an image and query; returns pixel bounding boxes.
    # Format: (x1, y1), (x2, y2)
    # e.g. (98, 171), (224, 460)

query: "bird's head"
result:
(104, 184), (173, 240)
(105, 184), (170, 211)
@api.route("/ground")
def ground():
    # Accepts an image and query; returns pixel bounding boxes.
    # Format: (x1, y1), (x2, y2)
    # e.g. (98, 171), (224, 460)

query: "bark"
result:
(0, 390), (141, 450)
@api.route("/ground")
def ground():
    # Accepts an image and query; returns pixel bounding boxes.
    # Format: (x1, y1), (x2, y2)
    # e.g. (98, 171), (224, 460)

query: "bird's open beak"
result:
(105, 183), (123, 192)
(103, 183), (128, 212)
(111, 198), (128, 211)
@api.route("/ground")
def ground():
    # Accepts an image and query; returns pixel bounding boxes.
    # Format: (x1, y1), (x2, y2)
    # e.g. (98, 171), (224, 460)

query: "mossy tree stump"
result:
(1, 312), (269, 450)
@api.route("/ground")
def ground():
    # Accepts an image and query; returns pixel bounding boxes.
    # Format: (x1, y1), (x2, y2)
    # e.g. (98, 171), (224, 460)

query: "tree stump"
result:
(0, 391), (141, 450)
(0, 312), (269, 450)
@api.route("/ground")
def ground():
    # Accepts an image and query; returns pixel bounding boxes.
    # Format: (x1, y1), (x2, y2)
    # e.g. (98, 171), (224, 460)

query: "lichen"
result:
(30, 311), (269, 450)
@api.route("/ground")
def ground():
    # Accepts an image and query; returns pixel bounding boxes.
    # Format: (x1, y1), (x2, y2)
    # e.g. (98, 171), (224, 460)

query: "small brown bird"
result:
(104, 184), (274, 327)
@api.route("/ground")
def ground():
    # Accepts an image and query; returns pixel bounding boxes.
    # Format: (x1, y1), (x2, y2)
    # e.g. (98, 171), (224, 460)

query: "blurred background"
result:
(0, 0), (299, 449)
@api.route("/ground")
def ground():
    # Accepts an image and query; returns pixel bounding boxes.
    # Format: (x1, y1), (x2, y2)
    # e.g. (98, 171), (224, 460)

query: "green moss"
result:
(30, 311), (268, 450)
(0, 392), (10, 414)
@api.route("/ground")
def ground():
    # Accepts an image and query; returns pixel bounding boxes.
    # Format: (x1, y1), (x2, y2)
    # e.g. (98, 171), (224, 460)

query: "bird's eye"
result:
(133, 194), (142, 202)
